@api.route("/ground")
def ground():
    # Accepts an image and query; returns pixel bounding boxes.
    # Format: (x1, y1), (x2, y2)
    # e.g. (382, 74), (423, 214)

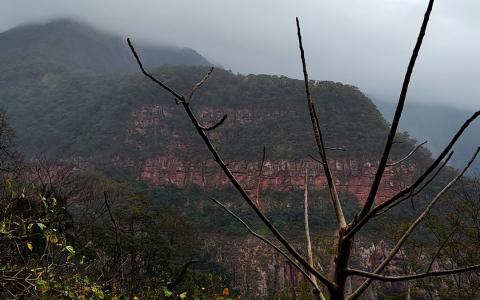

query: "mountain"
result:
(0, 19), (435, 219)
(374, 99), (479, 173)
(0, 19), (455, 297)
(0, 19), (210, 75)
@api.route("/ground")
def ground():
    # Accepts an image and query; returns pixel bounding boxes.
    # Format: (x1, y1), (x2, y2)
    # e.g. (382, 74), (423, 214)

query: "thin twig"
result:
(369, 110), (479, 218)
(187, 67), (214, 103)
(210, 197), (322, 296)
(199, 114), (228, 131)
(127, 38), (184, 102)
(349, 146), (480, 299)
(358, 0), (435, 220)
(255, 146), (267, 207)
(347, 265), (480, 282)
(308, 154), (325, 165)
(325, 147), (347, 152)
(303, 169), (326, 300)
(387, 141), (427, 167)
(296, 17), (346, 228)
(347, 108), (480, 238)
(374, 151), (454, 217)
(426, 227), (457, 273)
(168, 260), (200, 289)
(127, 39), (333, 290)
(103, 192), (123, 279)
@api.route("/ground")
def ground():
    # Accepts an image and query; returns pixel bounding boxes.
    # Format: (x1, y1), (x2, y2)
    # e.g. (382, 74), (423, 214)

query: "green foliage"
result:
(0, 61), (427, 170)
(0, 177), (101, 299)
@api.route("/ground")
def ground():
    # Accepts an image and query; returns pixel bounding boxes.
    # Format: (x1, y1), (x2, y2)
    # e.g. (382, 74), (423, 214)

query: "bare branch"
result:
(296, 17), (346, 228)
(367, 110), (479, 219)
(103, 191), (123, 279)
(128, 39), (334, 290)
(426, 227), (457, 273)
(127, 38), (185, 102)
(347, 108), (480, 237)
(255, 146), (267, 207)
(386, 141), (427, 167)
(325, 147), (347, 152)
(210, 197), (323, 296)
(168, 260), (200, 289)
(187, 66), (214, 103)
(373, 151), (454, 218)
(358, 0), (435, 220)
(257, 145), (266, 178)
(303, 168), (326, 300)
(347, 265), (480, 282)
(349, 146), (480, 299)
(308, 154), (325, 165)
(199, 114), (228, 131)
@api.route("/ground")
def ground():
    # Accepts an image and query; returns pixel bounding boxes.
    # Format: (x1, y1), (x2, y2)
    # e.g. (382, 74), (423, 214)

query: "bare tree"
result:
(127, 0), (480, 298)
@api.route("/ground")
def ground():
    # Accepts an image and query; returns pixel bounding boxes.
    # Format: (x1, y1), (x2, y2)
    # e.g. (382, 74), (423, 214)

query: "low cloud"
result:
(1, 0), (479, 110)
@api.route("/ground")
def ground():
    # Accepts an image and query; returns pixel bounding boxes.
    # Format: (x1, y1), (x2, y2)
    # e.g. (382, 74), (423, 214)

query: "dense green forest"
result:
(0, 62), (427, 164)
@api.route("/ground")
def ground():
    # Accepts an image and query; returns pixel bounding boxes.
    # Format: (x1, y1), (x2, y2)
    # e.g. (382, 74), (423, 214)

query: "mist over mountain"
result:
(0, 19), (210, 75)
(374, 99), (479, 173)
(0, 19), (425, 166)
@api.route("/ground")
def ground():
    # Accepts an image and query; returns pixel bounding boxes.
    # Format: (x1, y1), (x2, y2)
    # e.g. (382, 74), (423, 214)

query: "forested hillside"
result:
(1, 19), (479, 299)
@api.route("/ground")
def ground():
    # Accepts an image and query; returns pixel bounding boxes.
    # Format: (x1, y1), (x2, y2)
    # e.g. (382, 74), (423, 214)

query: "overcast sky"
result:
(0, 0), (479, 110)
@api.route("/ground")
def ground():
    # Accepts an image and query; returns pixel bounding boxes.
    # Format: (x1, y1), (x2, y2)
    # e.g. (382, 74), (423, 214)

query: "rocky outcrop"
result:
(132, 105), (417, 205)
(131, 104), (422, 298)
(141, 156), (415, 205)
(209, 236), (291, 299)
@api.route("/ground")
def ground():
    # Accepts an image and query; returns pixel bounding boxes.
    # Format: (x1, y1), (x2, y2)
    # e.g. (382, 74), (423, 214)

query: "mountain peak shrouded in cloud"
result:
(0, 1), (478, 109)
(0, 18), (211, 74)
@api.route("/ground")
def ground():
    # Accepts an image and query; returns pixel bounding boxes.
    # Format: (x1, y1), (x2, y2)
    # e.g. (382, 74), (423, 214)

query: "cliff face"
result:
(128, 100), (422, 298)
(211, 237), (431, 299)
(141, 156), (415, 205)
(132, 104), (417, 205)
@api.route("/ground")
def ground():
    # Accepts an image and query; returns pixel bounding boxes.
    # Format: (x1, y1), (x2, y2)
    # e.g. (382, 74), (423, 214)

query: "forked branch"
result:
(374, 151), (454, 217)
(347, 108), (479, 239)
(347, 264), (480, 282)
(386, 141), (427, 167)
(127, 38), (333, 290)
(358, 0), (435, 220)
(211, 197), (324, 298)
(199, 114), (228, 131)
(187, 66), (214, 103)
(349, 146), (480, 299)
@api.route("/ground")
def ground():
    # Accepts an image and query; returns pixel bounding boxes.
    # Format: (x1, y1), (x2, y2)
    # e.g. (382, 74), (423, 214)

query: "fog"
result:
(1, 0), (479, 110)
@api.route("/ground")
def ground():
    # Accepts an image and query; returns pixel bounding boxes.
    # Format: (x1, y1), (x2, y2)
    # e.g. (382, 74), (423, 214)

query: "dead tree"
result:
(127, 0), (480, 298)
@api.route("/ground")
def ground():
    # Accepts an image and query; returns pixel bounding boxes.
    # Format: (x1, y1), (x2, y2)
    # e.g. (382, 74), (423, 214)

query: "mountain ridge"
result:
(0, 19), (211, 75)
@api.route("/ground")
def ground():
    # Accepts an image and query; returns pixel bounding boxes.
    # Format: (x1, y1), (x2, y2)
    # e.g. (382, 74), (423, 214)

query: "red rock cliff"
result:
(141, 156), (415, 205)
(132, 105), (417, 205)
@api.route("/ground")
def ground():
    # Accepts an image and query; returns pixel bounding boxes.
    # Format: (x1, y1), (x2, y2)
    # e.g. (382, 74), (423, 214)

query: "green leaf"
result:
(35, 279), (49, 293)
(0, 221), (9, 234)
(65, 245), (75, 255)
(37, 223), (47, 230)
(179, 292), (187, 299)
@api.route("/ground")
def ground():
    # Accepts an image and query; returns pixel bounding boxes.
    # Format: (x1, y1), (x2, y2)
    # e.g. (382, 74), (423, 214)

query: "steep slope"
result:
(0, 19), (210, 75)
